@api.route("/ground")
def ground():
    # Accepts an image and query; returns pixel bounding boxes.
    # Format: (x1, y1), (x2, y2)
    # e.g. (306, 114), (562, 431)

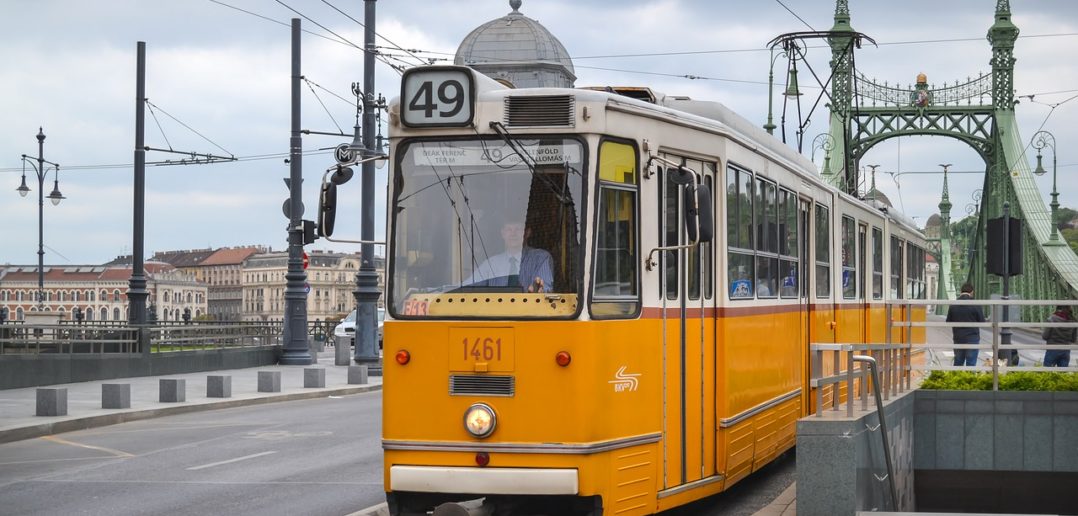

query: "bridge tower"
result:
(819, 0), (1078, 318)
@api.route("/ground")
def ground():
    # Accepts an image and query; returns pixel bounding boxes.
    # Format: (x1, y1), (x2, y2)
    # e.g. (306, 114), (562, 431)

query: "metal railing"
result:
(810, 299), (1078, 415)
(853, 355), (898, 511)
(902, 298), (1078, 390)
(0, 320), (289, 355)
(147, 324), (281, 350)
(0, 324), (141, 354)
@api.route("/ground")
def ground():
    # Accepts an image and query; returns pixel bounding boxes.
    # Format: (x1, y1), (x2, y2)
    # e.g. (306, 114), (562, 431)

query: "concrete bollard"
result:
(304, 367), (326, 388)
(102, 383), (131, 409)
(258, 371), (281, 392)
(207, 375), (232, 398)
(335, 335), (352, 366)
(159, 379), (186, 403)
(348, 365), (369, 385)
(36, 388), (68, 416)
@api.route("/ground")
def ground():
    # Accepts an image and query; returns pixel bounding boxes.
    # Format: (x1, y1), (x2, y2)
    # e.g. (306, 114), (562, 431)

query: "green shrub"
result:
(920, 370), (1078, 391)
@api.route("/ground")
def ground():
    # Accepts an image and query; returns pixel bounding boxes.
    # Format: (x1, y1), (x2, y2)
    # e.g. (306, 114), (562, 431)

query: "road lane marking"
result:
(40, 435), (135, 458)
(186, 451), (277, 471)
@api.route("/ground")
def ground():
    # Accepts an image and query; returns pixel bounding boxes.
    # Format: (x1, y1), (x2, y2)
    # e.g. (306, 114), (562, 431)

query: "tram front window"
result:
(391, 137), (585, 317)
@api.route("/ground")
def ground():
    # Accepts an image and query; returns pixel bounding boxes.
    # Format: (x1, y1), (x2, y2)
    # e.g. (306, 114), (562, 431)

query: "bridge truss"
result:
(797, 0), (1078, 320)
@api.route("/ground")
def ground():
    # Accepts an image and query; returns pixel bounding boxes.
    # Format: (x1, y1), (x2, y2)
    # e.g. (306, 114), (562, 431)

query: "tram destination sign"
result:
(412, 143), (580, 167)
(401, 66), (475, 128)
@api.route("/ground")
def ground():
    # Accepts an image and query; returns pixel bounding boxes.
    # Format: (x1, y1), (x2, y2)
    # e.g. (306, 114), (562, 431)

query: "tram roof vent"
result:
(504, 95), (575, 128)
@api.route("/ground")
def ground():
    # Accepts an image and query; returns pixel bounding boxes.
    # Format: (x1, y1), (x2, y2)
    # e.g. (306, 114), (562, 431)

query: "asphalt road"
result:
(0, 391), (384, 516)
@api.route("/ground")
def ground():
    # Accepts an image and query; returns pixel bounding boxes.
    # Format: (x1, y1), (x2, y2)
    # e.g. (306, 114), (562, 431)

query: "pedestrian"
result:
(1042, 305), (1075, 367)
(946, 283), (985, 367)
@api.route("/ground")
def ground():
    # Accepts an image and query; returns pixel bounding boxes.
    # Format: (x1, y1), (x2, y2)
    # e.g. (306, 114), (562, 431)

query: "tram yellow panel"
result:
(383, 319), (662, 449)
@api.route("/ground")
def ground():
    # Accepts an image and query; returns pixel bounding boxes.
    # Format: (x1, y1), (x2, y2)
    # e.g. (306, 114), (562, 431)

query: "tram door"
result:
(659, 160), (717, 490)
(798, 200), (811, 414)
(859, 224), (869, 345)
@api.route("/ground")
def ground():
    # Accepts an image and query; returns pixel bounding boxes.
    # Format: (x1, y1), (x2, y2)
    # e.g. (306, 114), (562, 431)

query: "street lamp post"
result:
(16, 128), (64, 310)
(1031, 130), (1062, 245)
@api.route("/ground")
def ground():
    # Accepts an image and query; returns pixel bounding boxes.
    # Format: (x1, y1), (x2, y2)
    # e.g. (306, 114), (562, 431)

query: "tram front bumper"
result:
(390, 465), (578, 495)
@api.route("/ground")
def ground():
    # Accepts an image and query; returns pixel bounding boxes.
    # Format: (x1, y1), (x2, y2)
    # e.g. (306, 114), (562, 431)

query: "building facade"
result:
(241, 251), (384, 324)
(152, 246), (263, 320)
(0, 263), (206, 323)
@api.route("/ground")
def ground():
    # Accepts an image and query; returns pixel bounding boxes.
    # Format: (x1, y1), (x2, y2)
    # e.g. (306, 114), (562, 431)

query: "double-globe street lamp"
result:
(16, 128), (65, 309)
(1030, 130), (1063, 245)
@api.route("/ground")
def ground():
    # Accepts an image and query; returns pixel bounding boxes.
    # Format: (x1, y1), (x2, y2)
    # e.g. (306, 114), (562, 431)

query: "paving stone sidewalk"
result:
(0, 351), (382, 444)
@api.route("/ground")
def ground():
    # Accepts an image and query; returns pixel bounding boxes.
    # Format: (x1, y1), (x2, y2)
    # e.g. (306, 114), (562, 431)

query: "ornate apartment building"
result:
(152, 247), (263, 320)
(241, 251), (384, 323)
(0, 263), (206, 323)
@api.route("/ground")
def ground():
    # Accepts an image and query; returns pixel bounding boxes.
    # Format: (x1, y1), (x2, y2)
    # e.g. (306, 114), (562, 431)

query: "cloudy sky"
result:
(2, 0), (1077, 266)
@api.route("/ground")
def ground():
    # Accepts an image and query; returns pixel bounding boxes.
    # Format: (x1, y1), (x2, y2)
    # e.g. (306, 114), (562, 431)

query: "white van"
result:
(333, 308), (384, 348)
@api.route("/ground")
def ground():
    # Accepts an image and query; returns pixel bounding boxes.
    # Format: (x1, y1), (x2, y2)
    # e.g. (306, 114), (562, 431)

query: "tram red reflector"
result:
(555, 351), (571, 367)
(395, 350), (411, 365)
(475, 452), (490, 467)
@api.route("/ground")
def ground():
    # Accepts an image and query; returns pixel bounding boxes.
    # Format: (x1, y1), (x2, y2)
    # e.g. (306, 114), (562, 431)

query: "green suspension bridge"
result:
(780, 0), (1077, 320)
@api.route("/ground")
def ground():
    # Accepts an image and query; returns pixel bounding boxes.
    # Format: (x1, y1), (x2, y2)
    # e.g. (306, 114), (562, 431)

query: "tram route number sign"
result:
(401, 67), (474, 128)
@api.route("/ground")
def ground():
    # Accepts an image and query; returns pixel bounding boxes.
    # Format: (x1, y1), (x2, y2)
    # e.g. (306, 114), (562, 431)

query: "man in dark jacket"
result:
(1042, 305), (1075, 367)
(946, 283), (985, 366)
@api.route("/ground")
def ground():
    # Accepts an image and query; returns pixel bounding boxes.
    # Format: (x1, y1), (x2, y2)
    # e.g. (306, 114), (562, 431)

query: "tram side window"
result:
(685, 159), (706, 301)
(841, 217), (857, 299)
(814, 204), (831, 298)
(907, 244), (926, 299)
(703, 169), (715, 300)
(890, 237), (904, 299)
(755, 177), (778, 298)
(872, 227), (884, 300)
(726, 166), (754, 299)
(779, 188), (799, 298)
(592, 141), (639, 317)
(917, 246), (927, 299)
(662, 165), (680, 301)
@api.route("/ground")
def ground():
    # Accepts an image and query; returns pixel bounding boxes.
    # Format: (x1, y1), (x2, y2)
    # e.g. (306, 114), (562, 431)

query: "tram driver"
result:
(464, 220), (554, 293)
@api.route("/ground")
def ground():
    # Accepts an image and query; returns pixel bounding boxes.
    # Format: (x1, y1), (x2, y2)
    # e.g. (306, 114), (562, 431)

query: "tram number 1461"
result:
(463, 337), (503, 361)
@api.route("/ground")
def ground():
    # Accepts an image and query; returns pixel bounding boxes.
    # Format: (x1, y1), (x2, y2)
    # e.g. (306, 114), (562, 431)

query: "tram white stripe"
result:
(186, 451), (276, 471)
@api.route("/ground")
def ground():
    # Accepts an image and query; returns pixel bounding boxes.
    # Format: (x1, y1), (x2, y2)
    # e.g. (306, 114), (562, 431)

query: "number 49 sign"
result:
(401, 67), (474, 128)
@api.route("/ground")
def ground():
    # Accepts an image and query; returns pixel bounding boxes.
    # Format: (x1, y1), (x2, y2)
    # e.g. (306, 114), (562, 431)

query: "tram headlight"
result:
(463, 403), (497, 439)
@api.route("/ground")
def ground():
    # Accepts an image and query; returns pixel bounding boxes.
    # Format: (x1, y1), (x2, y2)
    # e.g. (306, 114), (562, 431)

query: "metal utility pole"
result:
(353, 0), (381, 374)
(281, 18), (312, 365)
(128, 41), (149, 328)
(1000, 201), (1014, 366)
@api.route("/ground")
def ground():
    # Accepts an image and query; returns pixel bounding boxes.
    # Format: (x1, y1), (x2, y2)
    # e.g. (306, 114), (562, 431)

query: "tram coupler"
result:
(431, 499), (492, 516)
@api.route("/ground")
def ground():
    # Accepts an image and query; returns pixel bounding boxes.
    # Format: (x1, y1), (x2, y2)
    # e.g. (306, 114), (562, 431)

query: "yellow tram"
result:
(360, 66), (927, 515)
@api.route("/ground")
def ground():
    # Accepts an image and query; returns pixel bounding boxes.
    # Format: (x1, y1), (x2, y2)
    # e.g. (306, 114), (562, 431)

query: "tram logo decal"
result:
(608, 366), (641, 392)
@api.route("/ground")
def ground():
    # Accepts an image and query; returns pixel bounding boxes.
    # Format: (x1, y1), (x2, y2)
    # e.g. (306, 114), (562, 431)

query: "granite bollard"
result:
(335, 335), (351, 366)
(159, 379), (186, 403)
(36, 388), (68, 416)
(207, 375), (232, 398)
(102, 383), (131, 409)
(258, 371), (281, 392)
(304, 367), (326, 388)
(348, 365), (368, 385)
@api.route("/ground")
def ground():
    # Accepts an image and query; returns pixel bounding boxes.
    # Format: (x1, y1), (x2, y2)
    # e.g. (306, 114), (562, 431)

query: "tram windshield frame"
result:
(388, 135), (587, 319)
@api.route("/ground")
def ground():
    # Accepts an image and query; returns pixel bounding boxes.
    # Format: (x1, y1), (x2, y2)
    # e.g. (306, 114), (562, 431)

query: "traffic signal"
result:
(302, 219), (319, 245)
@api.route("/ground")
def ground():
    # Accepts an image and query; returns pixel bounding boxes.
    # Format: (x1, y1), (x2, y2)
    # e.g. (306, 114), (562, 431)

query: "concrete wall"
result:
(914, 390), (1078, 472)
(796, 390), (917, 514)
(796, 389), (1078, 515)
(0, 348), (280, 389)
